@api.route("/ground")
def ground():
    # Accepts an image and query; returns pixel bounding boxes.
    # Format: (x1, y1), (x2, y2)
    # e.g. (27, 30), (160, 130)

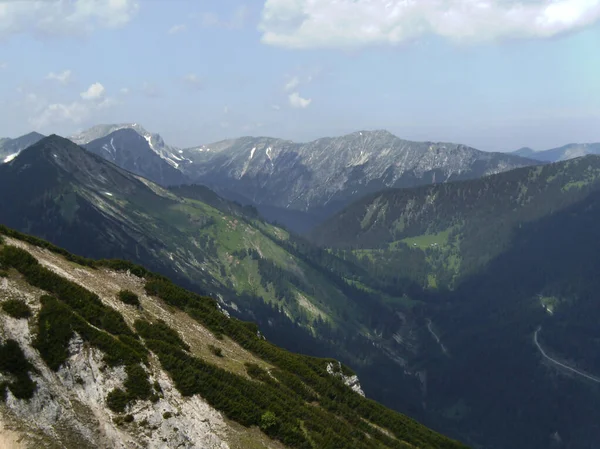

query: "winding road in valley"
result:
(534, 326), (600, 383)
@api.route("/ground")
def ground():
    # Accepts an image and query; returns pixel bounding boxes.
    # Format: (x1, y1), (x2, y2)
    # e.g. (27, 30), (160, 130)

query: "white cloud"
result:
(284, 76), (300, 92)
(259, 0), (600, 49)
(288, 91), (312, 109)
(0, 62), (7, 69)
(120, 87), (130, 95)
(271, 104), (281, 111)
(46, 69), (72, 84)
(168, 24), (187, 34)
(80, 82), (105, 100)
(182, 73), (203, 90)
(0, 0), (139, 38)
(24, 83), (118, 130)
(30, 102), (91, 129)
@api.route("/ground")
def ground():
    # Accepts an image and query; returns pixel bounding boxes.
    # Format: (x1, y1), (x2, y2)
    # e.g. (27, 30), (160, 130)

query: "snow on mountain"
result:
(69, 124), (192, 170)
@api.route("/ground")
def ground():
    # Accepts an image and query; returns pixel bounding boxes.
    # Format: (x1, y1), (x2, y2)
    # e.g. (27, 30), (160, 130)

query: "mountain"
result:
(84, 128), (189, 186)
(69, 125), (541, 233)
(0, 228), (466, 449)
(0, 132), (45, 163)
(511, 142), (600, 162)
(310, 155), (600, 448)
(70, 123), (191, 170)
(0, 135), (433, 426)
(179, 130), (542, 232)
(512, 146), (536, 158)
(312, 155), (600, 289)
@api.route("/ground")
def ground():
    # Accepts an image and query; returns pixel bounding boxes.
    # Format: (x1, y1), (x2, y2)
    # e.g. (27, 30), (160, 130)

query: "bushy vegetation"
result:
(208, 344), (224, 357)
(0, 244), (156, 414)
(140, 281), (466, 449)
(1, 299), (32, 319)
(0, 339), (36, 400)
(0, 245), (134, 337)
(117, 289), (140, 307)
(0, 227), (466, 448)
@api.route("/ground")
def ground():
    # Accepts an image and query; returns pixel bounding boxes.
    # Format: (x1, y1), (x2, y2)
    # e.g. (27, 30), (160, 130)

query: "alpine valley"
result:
(2, 126), (600, 449)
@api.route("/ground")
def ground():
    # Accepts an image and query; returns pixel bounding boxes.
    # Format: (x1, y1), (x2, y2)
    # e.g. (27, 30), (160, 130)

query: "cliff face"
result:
(0, 238), (242, 449)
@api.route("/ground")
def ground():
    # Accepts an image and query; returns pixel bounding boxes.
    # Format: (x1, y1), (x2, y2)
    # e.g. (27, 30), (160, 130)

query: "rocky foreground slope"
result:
(0, 227), (466, 449)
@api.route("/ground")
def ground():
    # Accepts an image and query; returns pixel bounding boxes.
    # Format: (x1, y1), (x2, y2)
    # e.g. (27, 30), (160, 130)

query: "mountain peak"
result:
(69, 123), (150, 145)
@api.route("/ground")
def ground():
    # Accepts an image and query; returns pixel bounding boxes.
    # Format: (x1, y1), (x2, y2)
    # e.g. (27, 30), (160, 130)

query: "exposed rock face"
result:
(326, 362), (365, 397)
(180, 130), (540, 216)
(0, 304), (231, 449)
(84, 129), (189, 187)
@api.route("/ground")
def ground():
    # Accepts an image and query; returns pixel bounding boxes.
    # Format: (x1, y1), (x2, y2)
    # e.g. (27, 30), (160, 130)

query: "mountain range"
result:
(0, 135), (426, 412)
(512, 142), (600, 162)
(5, 124), (599, 232)
(68, 124), (543, 232)
(3, 125), (600, 449)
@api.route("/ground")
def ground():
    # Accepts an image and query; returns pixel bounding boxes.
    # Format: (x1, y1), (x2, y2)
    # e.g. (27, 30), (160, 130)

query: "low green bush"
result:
(1, 300), (32, 319)
(0, 339), (36, 400)
(117, 290), (140, 307)
(208, 345), (224, 358)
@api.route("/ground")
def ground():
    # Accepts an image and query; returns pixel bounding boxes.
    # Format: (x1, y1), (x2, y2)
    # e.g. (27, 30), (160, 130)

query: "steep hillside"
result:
(0, 136), (428, 412)
(84, 129), (189, 186)
(310, 155), (600, 448)
(180, 130), (540, 231)
(0, 132), (45, 163)
(0, 227), (466, 449)
(420, 188), (600, 449)
(312, 156), (600, 289)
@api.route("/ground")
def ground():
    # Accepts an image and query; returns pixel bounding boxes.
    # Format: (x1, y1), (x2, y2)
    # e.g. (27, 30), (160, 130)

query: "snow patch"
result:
(3, 152), (19, 163)
(143, 135), (155, 151)
(265, 146), (272, 161)
(250, 147), (256, 159)
(104, 192), (113, 197)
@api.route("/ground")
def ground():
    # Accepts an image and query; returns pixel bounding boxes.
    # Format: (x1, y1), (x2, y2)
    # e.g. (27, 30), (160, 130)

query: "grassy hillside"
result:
(0, 226), (467, 449)
(312, 156), (600, 290)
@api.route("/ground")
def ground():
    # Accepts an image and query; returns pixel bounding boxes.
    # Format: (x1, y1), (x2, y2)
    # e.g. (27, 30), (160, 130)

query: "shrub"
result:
(124, 364), (152, 401)
(117, 290), (140, 307)
(260, 411), (279, 431)
(1, 300), (32, 319)
(107, 388), (129, 413)
(208, 345), (224, 357)
(0, 339), (36, 400)
(163, 411), (173, 419)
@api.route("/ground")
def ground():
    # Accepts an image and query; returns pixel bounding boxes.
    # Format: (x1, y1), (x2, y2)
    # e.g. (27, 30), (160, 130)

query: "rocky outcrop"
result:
(326, 362), (365, 397)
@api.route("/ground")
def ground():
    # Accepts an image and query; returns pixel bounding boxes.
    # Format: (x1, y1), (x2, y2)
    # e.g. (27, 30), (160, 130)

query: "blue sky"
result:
(0, 0), (598, 151)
